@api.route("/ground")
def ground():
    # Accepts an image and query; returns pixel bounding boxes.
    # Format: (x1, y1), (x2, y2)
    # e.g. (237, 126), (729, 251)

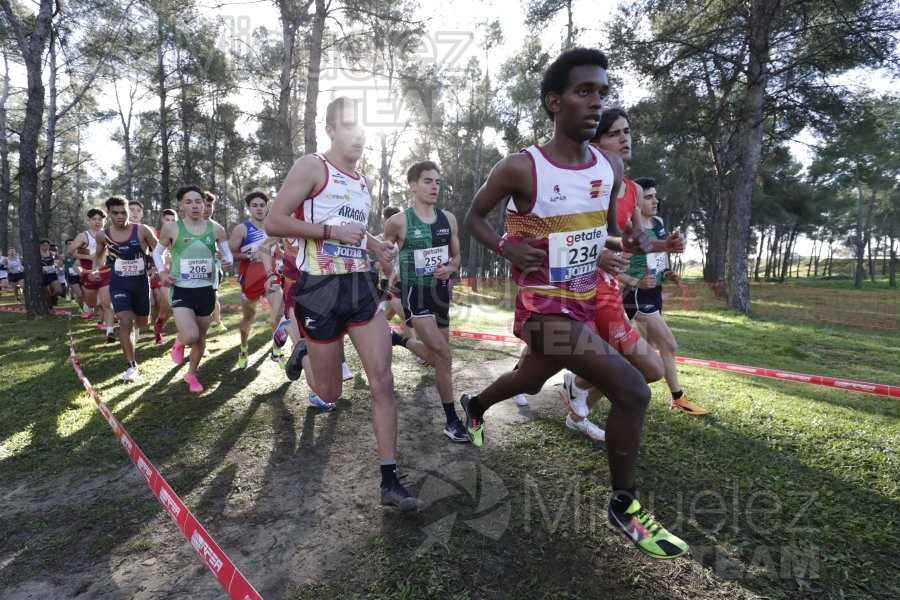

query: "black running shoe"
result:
(380, 479), (424, 512)
(442, 420), (469, 443)
(285, 338), (307, 381)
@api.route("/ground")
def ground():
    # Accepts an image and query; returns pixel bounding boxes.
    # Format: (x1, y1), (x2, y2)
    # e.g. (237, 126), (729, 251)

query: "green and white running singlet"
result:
(398, 208), (452, 287)
(169, 220), (217, 288)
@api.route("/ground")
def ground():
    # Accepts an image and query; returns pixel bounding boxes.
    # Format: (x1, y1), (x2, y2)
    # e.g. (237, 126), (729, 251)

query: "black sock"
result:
(610, 488), (636, 514)
(672, 390), (684, 400)
(390, 330), (408, 347)
(443, 402), (460, 424)
(467, 395), (486, 421)
(380, 462), (398, 488)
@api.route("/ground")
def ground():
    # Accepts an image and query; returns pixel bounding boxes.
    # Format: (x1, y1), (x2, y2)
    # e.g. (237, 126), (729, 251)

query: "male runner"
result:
(561, 108), (687, 435)
(624, 177), (709, 415)
(383, 161), (467, 442)
(265, 96), (422, 511)
(68, 208), (115, 340)
(93, 196), (158, 381)
(460, 48), (689, 558)
(6, 247), (24, 301)
(39, 239), (63, 308)
(202, 191), (226, 332)
(62, 239), (86, 309)
(154, 185), (233, 393)
(229, 190), (285, 367)
(151, 209), (178, 344)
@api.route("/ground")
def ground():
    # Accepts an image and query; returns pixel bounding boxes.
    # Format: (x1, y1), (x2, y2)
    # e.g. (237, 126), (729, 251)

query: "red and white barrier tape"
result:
(0, 305), (72, 316)
(390, 324), (898, 399)
(68, 338), (263, 600)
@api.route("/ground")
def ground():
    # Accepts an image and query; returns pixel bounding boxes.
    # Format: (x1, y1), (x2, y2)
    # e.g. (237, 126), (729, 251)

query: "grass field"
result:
(0, 281), (897, 599)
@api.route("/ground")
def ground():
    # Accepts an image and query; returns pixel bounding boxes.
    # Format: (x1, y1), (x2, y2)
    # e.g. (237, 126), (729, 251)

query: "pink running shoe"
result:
(171, 340), (185, 365)
(183, 373), (203, 393)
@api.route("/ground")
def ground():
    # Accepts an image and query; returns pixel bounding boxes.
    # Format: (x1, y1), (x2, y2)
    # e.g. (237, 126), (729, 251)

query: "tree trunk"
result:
(807, 238), (816, 277)
(178, 49), (193, 183)
(276, 4), (299, 176)
(1, 0), (55, 315)
(753, 226), (765, 281)
(303, 0), (327, 156)
(157, 17), (171, 209)
(0, 52), (10, 253)
(38, 31), (58, 238)
(889, 209), (896, 287)
(867, 231), (875, 282)
(779, 218), (799, 283)
(565, 0), (574, 49)
(114, 81), (135, 201)
(703, 185), (728, 282)
(725, 0), (778, 313)
(827, 242), (834, 277)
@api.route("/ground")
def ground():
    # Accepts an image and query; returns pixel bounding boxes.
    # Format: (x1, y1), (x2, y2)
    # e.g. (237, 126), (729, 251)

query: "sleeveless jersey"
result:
(399, 208), (452, 287)
(626, 217), (668, 286)
(169, 220), (217, 288)
(105, 225), (146, 279)
(6, 256), (23, 274)
(41, 252), (57, 275)
(292, 154), (372, 275)
(78, 230), (101, 271)
(506, 145), (615, 300)
(239, 220), (268, 277)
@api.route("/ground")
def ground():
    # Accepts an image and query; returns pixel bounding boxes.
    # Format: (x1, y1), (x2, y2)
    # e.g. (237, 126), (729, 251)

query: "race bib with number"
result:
(413, 245), (449, 276)
(114, 258), (145, 277)
(42, 265), (56, 274)
(646, 252), (668, 275)
(179, 258), (213, 280)
(547, 226), (607, 283)
(68, 267), (79, 276)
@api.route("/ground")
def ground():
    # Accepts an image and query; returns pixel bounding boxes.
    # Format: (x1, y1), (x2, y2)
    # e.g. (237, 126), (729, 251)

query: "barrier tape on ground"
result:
(68, 337), (263, 600)
(0, 305), (71, 316)
(388, 324), (898, 398)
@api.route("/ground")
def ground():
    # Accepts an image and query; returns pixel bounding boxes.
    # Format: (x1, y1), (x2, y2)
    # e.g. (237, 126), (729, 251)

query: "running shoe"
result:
(380, 479), (424, 512)
(308, 394), (335, 411)
(81, 308), (93, 319)
(121, 366), (139, 382)
(608, 498), (689, 559)
(106, 332), (116, 343)
(285, 338), (308, 381)
(442, 420), (469, 443)
(670, 395), (710, 416)
(237, 351), (248, 369)
(513, 394), (529, 406)
(171, 340), (185, 365)
(216, 321), (227, 332)
(389, 330), (407, 346)
(341, 361), (353, 381)
(183, 373), (204, 394)
(460, 394), (484, 447)
(271, 346), (285, 363)
(561, 371), (589, 418)
(416, 356), (432, 367)
(154, 332), (164, 345)
(565, 414), (605, 442)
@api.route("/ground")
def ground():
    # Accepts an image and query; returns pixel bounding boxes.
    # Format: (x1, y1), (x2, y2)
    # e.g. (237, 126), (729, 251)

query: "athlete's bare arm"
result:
(465, 153), (546, 272)
(434, 211), (461, 281)
(228, 223), (249, 260)
(92, 230), (108, 272)
(67, 232), (90, 262)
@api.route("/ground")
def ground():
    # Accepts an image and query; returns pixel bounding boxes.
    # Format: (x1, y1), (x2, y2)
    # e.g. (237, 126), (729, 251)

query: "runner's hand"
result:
(599, 249), (628, 274)
(387, 270), (400, 294)
(664, 229), (686, 254)
(637, 270), (656, 289)
(265, 273), (279, 293)
(622, 223), (653, 254)
(665, 270), (683, 285)
(220, 258), (232, 271)
(159, 271), (176, 286)
(333, 223), (366, 246)
(501, 237), (546, 272)
(374, 240), (398, 265)
(433, 264), (455, 281)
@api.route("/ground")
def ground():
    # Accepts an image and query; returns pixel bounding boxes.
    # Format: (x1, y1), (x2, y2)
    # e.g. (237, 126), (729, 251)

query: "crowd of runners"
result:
(5, 47), (716, 559)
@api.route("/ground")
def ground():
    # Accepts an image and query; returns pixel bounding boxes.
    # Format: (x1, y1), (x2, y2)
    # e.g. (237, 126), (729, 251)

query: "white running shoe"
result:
(121, 366), (139, 382)
(512, 394), (529, 406)
(565, 414), (605, 442)
(341, 361), (353, 381)
(561, 371), (590, 418)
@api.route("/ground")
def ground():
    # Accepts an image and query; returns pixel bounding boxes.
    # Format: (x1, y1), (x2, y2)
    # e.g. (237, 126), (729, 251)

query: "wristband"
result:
(496, 238), (508, 255)
(323, 224), (331, 240)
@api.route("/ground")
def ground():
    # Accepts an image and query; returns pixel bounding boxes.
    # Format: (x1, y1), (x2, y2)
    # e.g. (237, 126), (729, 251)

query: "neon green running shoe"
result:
(237, 350), (248, 369)
(460, 394), (484, 447)
(608, 499), (689, 559)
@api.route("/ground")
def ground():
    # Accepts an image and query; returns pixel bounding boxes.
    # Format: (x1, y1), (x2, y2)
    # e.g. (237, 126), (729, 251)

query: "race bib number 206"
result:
(548, 226), (607, 282)
(179, 258), (213, 280)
